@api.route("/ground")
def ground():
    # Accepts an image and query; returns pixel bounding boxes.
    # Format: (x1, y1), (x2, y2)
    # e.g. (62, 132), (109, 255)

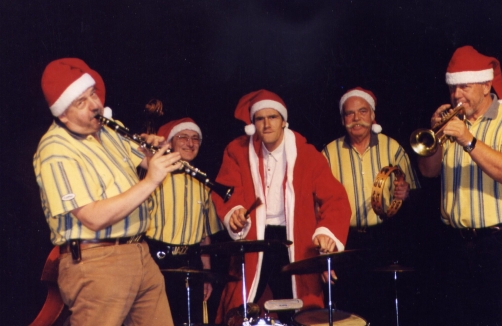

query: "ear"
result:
(281, 119), (286, 128)
(58, 111), (68, 123)
(483, 81), (493, 95)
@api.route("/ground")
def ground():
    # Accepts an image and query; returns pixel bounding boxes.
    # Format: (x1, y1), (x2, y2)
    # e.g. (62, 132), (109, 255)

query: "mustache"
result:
(346, 121), (371, 129)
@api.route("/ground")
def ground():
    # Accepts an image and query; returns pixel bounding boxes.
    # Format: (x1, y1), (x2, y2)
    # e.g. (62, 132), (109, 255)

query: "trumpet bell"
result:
(410, 128), (438, 156)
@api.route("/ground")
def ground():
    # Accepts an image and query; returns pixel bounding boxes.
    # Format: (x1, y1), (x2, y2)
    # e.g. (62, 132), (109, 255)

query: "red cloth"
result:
(211, 130), (351, 323)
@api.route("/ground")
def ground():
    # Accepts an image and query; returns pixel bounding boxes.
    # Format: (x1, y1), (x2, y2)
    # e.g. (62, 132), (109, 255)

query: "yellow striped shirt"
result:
(147, 172), (223, 245)
(323, 133), (419, 227)
(33, 120), (146, 245)
(441, 96), (502, 228)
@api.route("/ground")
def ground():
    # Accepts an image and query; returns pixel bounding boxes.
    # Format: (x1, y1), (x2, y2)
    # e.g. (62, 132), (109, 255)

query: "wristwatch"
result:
(463, 137), (477, 153)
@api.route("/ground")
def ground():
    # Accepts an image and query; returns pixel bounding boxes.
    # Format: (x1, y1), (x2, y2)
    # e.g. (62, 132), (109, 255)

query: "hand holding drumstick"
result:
(229, 198), (262, 234)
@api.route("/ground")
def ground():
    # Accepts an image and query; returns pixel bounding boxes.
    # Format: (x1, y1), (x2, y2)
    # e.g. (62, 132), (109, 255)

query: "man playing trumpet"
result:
(418, 45), (502, 326)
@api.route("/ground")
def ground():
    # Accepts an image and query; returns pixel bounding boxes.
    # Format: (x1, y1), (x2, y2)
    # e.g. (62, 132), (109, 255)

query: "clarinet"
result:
(95, 113), (233, 202)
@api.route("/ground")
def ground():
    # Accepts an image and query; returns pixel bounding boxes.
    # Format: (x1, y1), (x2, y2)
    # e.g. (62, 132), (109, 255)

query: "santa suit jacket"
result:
(212, 128), (351, 322)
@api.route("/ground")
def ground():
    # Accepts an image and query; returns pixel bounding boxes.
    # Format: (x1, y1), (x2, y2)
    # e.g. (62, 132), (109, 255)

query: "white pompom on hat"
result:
(339, 87), (382, 134)
(158, 117), (202, 143)
(234, 89), (288, 135)
(41, 58), (106, 117)
(445, 45), (502, 98)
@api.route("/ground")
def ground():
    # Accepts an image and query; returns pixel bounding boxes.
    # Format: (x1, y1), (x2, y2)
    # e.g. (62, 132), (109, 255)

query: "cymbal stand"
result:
(239, 244), (250, 326)
(326, 256), (334, 326)
(393, 269), (400, 326)
(184, 271), (193, 326)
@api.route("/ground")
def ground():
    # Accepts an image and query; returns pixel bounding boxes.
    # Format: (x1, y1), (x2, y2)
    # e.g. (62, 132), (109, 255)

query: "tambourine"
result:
(371, 165), (405, 219)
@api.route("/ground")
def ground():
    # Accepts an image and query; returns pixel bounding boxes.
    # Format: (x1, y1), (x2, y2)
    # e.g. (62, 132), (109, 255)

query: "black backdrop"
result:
(2, 1), (502, 325)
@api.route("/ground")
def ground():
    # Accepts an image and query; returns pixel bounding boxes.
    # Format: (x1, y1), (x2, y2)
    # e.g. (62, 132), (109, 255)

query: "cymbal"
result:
(200, 239), (292, 256)
(282, 250), (365, 275)
(374, 264), (415, 272)
(160, 268), (240, 282)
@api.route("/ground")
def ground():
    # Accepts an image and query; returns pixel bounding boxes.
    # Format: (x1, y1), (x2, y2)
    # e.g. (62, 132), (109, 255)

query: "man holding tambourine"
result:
(322, 87), (420, 325)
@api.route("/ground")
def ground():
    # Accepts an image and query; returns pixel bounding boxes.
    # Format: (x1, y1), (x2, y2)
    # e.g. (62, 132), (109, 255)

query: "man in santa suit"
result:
(211, 89), (351, 324)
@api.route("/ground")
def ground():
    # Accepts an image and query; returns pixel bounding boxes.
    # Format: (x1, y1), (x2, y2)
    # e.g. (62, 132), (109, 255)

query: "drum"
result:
(293, 309), (367, 326)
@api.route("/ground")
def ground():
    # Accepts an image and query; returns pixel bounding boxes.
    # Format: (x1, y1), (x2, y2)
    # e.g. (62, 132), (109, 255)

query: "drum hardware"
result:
(374, 262), (415, 326)
(201, 239), (292, 326)
(292, 309), (367, 326)
(282, 250), (364, 326)
(160, 268), (240, 325)
(370, 165), (405, 219)
(280, 250), (364, 275)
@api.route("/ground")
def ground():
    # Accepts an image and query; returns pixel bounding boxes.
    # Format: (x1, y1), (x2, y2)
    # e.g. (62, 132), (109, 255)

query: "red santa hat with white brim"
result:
(234, 89), (288, 135)
(445, 45), (502, 98)
(158, 117), (202, 144)
(41, 58), (106, 117)
(339, 87), (382, 134)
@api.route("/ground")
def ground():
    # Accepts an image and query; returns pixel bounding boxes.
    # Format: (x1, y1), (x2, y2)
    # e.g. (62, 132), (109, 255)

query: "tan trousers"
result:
(58, 241), (173, 326)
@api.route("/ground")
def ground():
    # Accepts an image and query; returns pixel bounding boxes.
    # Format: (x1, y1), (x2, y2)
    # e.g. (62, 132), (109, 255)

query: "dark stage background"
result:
(2, 1), (502, 325)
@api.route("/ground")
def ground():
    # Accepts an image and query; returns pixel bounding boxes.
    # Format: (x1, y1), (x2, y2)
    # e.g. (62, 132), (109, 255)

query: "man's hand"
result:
(321, 270), (337, 284)
(393, 179), (410, 200)
(229, 208), (248, 233)
(443, 116), (473, 147)
(313, 234), (336, 254)
(144, 144), (182, 186)
(138, 134), (167, 157)
(203, 282), (213, 301)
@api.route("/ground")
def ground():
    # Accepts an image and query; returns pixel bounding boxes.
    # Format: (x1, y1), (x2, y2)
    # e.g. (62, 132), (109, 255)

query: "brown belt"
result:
(59, 234), (145, 255)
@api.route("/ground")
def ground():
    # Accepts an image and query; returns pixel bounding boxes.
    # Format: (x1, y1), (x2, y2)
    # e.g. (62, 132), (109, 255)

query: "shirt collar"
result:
(342, 132), (379, 148)
(262, 136), (285, 160)
(481, 93), (499, 120)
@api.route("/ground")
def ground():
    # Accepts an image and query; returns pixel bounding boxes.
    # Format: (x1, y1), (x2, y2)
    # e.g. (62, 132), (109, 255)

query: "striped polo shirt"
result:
(147, 172), (223, 245)
(323, 133), (419, 227)
(441, 95), (502, 228)
(33, 120), (146, 245)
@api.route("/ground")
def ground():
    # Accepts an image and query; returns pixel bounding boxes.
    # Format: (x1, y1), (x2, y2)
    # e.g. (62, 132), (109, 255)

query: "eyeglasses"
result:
(175, 134), (201, 145)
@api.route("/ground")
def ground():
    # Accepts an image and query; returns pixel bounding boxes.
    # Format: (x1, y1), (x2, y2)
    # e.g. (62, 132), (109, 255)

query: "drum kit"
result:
(162, 239), (414, 326)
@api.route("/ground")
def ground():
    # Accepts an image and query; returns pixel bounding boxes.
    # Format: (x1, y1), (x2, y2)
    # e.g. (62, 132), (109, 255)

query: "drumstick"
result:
(244, 198), (262, 218)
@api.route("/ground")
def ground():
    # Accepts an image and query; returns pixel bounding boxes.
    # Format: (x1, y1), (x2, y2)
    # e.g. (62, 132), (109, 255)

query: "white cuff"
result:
(312, 226), (345, 252)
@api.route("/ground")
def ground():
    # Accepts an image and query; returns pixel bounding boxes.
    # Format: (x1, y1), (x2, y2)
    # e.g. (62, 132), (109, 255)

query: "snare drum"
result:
(293, 309), (367, 326)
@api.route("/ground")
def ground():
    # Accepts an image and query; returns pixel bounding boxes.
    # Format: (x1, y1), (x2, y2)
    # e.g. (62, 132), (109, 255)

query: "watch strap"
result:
(463, 137), (477, 153)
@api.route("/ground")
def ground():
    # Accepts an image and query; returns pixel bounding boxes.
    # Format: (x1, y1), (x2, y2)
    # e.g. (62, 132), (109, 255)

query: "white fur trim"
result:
(446, 68), (494, 85)
(167, 122), (202, 143)
(51, 73), (95, 117)
(250, 99), (288, 121)
(339, 90), (375, 114)
(372, 123), (382, 133)
(245, 124), (256, 135)
(312, 226), (345, 252)
(103, 106), (113, 119)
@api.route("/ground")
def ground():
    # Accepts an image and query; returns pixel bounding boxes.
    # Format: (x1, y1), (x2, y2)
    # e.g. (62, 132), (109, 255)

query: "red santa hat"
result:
(41, 58), (106, 117)
(234, 89), (288, 135)
(158, 117), (202, 143)
(339, 87), (382, 134)
(445, 45), (502, 97)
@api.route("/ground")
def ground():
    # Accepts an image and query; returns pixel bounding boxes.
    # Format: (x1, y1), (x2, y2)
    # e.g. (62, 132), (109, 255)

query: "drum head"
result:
(293, 308), (367, 326)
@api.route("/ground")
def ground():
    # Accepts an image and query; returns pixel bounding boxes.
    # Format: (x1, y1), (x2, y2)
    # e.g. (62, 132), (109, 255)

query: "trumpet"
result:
(410, 103), (465, 156)
(95, 113), (234, 202)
